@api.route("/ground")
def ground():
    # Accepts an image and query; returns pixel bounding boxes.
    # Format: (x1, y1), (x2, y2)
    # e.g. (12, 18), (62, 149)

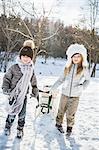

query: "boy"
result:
(2, 40), (38, 138)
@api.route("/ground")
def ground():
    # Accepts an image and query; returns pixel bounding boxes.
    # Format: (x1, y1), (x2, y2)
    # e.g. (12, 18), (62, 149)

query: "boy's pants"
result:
(56, 94), (79, 128)
(5, 96), (27, 130)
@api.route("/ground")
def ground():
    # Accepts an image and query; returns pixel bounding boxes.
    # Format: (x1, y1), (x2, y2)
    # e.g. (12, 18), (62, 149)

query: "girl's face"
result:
(20, 55), (32, 64)
(72, 53), (82, 64)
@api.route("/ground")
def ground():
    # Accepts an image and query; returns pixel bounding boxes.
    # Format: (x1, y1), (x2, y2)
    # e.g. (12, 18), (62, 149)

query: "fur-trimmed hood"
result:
(66, 43), (88, 67)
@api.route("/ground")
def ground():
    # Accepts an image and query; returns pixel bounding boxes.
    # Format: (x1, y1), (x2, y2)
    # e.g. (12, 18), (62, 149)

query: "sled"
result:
(36, 84), (60, 115)
(37, 85), (53, 114)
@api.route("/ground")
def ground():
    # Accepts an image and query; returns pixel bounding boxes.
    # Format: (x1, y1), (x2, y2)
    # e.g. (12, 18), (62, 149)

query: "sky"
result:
(21, 0), (87, 26)
(0, 0), (87, 26)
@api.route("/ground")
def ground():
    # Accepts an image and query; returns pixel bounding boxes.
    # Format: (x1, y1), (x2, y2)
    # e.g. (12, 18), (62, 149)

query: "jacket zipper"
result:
(68, 64), (75, 97)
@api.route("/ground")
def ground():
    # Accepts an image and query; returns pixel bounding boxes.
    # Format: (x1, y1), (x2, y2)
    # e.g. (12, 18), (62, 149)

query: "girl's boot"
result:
(66, 126), (72, 136)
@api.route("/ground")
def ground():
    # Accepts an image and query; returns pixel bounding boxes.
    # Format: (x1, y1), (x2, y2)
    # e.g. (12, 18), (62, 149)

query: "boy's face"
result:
(72, 53), (82, 64)
(20, 55), (32, 64)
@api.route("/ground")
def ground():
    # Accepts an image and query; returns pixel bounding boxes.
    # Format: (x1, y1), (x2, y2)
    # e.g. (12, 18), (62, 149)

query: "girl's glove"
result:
(44, 91), (50, 94)
(30, 93), (35, 98)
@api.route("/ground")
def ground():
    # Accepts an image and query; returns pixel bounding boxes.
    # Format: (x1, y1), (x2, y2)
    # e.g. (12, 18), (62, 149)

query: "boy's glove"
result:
(2, 89), (11, 101)
(3, 88), (11, 95)
(9, 97), (15, 105)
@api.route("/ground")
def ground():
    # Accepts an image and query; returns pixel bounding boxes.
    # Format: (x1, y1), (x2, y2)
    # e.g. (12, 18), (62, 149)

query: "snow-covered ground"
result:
(0, 57), (99, 150)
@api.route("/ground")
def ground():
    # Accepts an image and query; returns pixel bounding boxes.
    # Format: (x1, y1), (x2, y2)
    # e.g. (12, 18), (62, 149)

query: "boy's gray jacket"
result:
(2, 64), (38, 97)
(51, 64), (90, 97)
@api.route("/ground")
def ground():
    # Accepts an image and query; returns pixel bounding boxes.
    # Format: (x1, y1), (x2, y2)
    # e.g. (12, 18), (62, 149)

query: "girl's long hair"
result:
(64, 55), (84, 76)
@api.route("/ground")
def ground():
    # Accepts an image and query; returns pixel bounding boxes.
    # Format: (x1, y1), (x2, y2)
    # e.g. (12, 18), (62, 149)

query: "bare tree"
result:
(89, 0), (99, 76)
(79, 0), (99, 76)
(4, 1), (61, 63)
(0, 0), (24, 72)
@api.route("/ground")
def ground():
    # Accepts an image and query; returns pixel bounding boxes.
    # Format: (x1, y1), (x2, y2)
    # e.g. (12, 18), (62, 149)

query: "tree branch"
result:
(42, 31), (58, 41)
(5, 28), (33, 40)
(12, 6), (34, 39)
(37, 49), (47, 55)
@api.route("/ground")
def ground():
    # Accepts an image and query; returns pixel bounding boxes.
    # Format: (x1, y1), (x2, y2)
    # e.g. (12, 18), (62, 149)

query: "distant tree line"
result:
(0, 14), (99, 76)
(0, 14), (99, 58)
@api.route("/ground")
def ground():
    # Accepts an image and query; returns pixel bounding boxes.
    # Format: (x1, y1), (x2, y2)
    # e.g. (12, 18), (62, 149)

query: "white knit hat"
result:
(66, 43), (88, 67)
(23, 39), (35, 49)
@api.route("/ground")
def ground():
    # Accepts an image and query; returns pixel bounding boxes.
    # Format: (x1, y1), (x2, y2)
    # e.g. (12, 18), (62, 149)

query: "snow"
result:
(0, 56), (99, 150)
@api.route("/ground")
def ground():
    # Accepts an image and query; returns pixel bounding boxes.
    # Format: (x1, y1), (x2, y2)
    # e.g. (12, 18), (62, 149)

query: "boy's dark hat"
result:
(19, 46), (33, 60)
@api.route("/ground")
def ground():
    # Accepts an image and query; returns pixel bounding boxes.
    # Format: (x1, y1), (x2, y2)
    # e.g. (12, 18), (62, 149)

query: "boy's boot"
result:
(4, 121), (11, 136)
(4, 127), (11, 136)
(55, 123), (64, 133)
(66, 126), (72, 136)
(17, 127), (24, 139)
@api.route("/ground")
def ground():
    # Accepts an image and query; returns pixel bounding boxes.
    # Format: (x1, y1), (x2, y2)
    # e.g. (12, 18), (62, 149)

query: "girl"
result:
(50, 43), (90, 136)
(2, 40), (39, 138)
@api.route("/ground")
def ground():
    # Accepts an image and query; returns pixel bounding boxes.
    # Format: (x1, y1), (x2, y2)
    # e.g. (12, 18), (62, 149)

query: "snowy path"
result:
(0, 73), (99, 150)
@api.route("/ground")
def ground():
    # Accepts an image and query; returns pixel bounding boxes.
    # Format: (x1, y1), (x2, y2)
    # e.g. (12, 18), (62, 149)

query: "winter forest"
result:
(0, 0), (99, 150)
